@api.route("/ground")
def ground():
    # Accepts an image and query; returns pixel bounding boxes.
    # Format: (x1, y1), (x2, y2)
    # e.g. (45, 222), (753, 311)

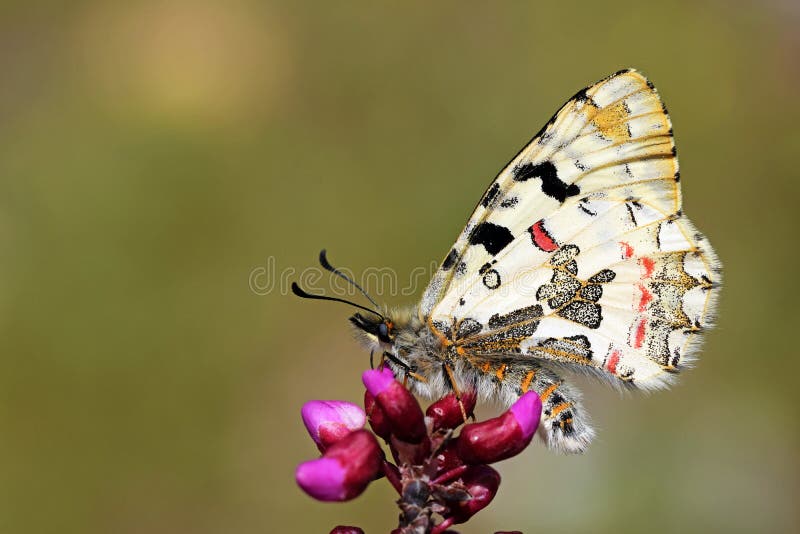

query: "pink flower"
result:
(301, 400), (366, 451)
(362, 368), (426, 443)
(457, 391), (542, 464)
(426, 391), (477, 432)
(363, 390), (391, 440)
(296, 366), (539, 533)
(295, 430), (382, 501)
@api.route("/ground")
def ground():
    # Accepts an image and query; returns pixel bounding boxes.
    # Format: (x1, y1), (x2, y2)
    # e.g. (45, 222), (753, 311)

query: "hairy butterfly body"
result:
(306, 69), (720, 453)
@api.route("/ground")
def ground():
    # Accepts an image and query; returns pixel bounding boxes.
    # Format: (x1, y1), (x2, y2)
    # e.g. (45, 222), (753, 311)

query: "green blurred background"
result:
(1, 1), (798, 533)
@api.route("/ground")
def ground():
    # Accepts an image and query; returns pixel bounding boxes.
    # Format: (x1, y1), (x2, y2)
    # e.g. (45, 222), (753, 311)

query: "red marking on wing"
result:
(640, 257), (655, 278)
(636, 283), (653, 312)
(620, 241), (634, 259)
(529, 220), (558, 252)
(633, 318), (647, 349)
(607, 350), (620, 374)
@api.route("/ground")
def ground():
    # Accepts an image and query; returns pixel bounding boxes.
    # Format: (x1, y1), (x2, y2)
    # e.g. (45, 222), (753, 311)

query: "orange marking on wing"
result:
(640, 257), (655, 278)
(480, 362), (491, 373)
(620, 241), (634, 259)
(607, 349), (621, 374)
(637, 283), (653, 311)
(520, 370), (536, 393)
(633, 318), (647, 349)
(539, 383), (559, 401)
(495, 364), (507, 381)
(529, 220), (558, 252)
(593, 100), (632, 142)
(550, 402), (572, 417)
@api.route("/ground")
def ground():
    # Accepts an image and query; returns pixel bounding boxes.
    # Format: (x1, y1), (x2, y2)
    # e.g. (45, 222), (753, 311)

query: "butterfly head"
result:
(349, 312), (395, 346)
(292, 249), (395, 349)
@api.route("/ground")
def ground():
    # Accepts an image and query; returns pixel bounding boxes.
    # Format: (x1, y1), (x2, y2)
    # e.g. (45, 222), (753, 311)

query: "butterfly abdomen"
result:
(462, 357), (594, 453)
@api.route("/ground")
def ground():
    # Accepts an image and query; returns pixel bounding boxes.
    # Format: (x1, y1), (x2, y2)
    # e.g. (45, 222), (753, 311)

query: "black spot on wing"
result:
(512, 161), (580, 203)
(482, 269), (501, 289)
(488, 305), (544, 329)
(500, 197), (518, 208)
(588, 269), (616, 283)
(432, 320), (452, 339)
(565, 260), (578, 275)
(468, 222), (513, 256)
(456, 318), (482, 339)
(442, 248), (458, 271)
(579, 284), (603, 302)
(558, 301), (602, 329)
(481, 182), (501, 208)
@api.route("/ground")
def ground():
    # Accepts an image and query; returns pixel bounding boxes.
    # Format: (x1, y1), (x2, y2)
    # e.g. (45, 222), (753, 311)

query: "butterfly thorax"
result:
(350, 306), (456, 399)
(351, 306), (532, 409)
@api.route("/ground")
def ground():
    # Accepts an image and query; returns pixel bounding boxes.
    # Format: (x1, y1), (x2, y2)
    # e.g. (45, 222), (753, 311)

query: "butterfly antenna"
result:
(318, 249), (382, 310)
(291, 282), (385, 320)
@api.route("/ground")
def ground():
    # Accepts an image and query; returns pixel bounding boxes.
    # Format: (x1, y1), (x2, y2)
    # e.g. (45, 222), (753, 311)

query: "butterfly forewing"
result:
(420, 69), (720, 391)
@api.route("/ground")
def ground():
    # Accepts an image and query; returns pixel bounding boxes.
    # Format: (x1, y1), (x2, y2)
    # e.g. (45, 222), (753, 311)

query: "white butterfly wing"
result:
(421, 69), (720, 391)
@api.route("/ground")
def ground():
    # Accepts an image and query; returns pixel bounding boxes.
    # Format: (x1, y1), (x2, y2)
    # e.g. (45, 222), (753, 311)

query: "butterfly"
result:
(293, 69), (721, 453)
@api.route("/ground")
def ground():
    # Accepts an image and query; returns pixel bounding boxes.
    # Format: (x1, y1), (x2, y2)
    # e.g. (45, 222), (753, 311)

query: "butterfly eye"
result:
(378, 323), (391, 343)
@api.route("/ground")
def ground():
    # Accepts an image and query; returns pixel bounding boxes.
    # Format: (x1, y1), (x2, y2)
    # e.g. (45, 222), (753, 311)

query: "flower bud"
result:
(363, 390), (391, 440)
(457, 392), (541, 464)
(362, 368), (426, 443)
(301, 400), (366, 450)
(450, 465), (501, 523)
(329, 527), (364, 534)
(426, 391), (477, 432)
(295, 430), (382, 501)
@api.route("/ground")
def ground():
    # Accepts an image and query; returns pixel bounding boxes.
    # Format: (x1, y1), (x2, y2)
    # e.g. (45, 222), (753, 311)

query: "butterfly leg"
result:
(382, 351), (428, 385)
(441, 363), (470, 422)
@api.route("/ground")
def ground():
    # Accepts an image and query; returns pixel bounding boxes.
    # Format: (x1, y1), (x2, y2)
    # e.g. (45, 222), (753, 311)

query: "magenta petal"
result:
(301, 400), (366, 446)
(295, 457), (347, 501)
(508, 391), (542, 441)
(361, 367), (396, 396)
(426, 391), (477, 432)
(363, 368), (426, 443)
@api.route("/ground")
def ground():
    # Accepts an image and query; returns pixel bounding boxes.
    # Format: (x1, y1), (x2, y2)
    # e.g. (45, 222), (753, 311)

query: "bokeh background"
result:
(1, 1), (798, 533)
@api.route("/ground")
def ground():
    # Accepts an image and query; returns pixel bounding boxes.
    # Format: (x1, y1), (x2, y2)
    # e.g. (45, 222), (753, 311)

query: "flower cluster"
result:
(295, 367), (542, 533)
